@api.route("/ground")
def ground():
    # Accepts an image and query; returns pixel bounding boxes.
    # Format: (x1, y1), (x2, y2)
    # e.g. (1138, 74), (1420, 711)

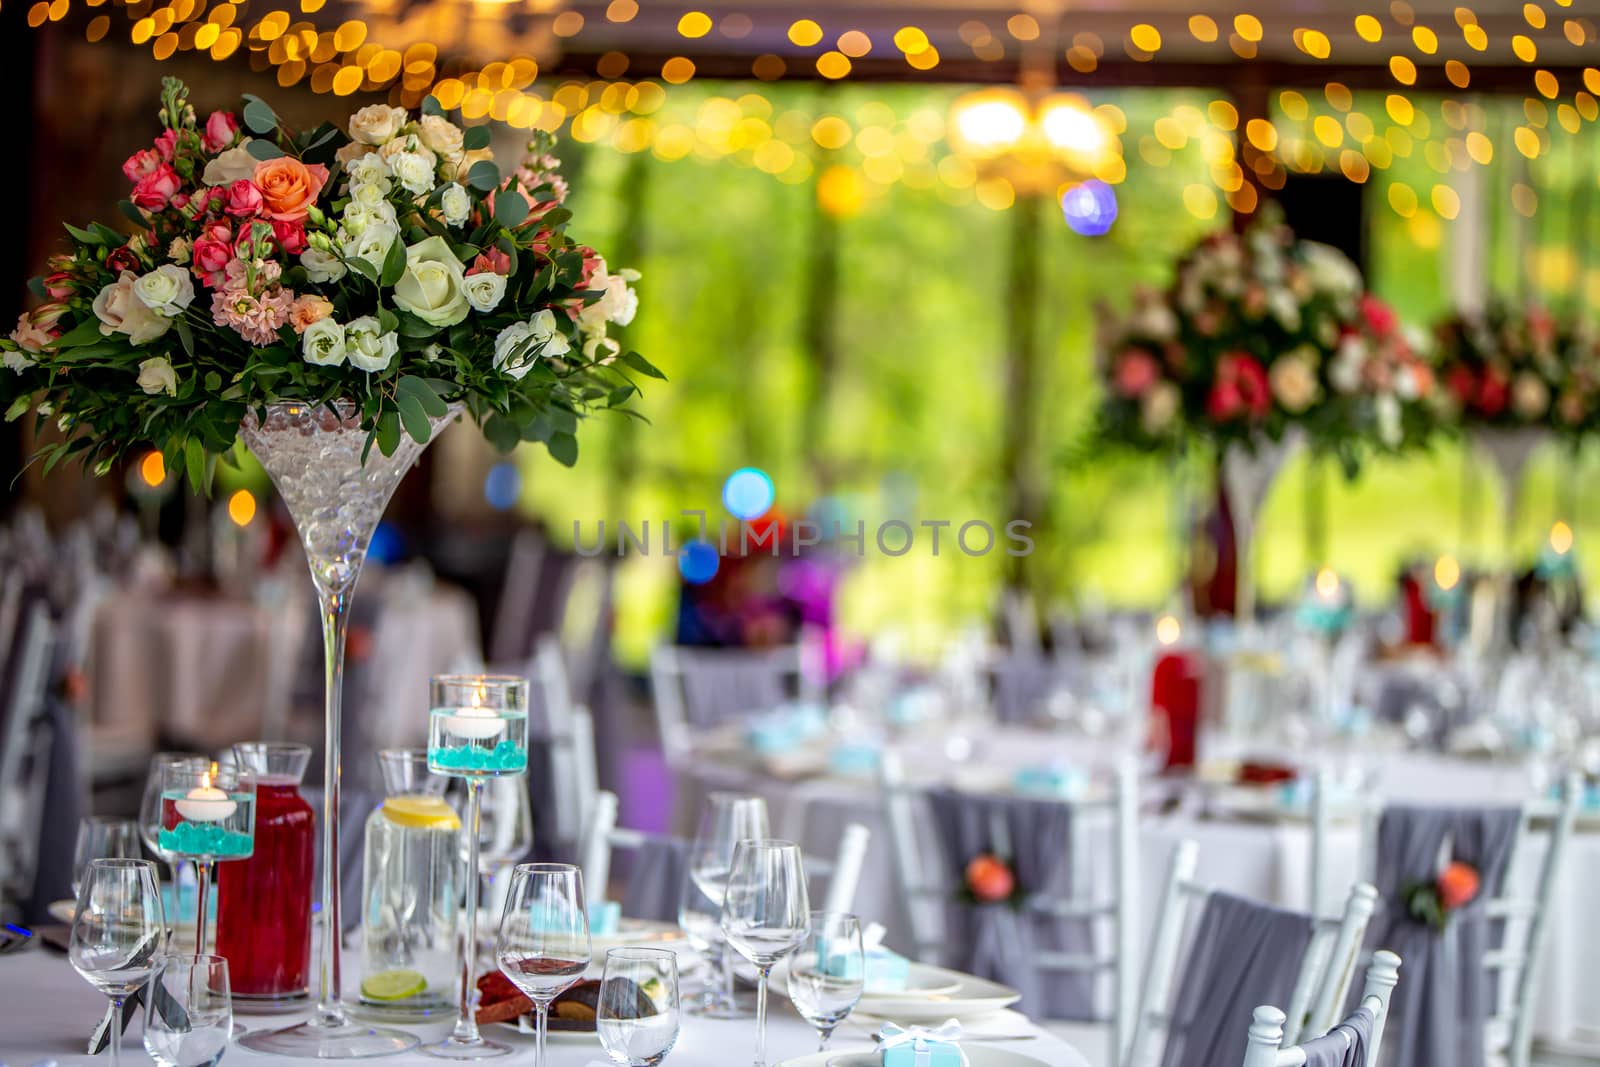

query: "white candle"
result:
(176, 785), (237, 823)
(442, 704), (506, 741)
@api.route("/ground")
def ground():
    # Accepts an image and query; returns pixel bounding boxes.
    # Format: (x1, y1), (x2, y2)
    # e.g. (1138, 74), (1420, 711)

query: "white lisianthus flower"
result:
(1329, 335), (1366, 394)
(463, 271), (507, 313)
(392, 236), (469, 326)
(136, 356), (178, 397)
(301, 247), (347, 284)
(345, 153), (392, 190)
(378, 135), (435, 170)
(1377, 393), (1402, 447)
(348, 179), (392, 210)
(1266, 287), (1302, 332)
(132, 265), (195, 318)
(342, 222), (400, 275)
(494, 310), (570, 379)
(1512, 373), (1549, 419)
(583, 333), (620, 362)
(349, 104), (408, 146)
(440, 183), (472, 226)
(1302, 242), (1363, 300)
(1131, 300), (1177, 341)
(301, 317), (346, 367)
(202, 140), (259, 186)
(341, 199), (398, 237)
(391, 151), (436, 197)
(345, 316), (400, 373)
(421, 343), (444, 362)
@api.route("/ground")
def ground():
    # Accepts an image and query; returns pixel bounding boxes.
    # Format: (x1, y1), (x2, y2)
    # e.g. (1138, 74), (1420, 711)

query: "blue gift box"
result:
(745, 702), (827, 753)
(817, 941), (908, 992)
(586, 899), (620, 936)
(879, 1023), (964, 1067)
(1012, 765), (1085, 798)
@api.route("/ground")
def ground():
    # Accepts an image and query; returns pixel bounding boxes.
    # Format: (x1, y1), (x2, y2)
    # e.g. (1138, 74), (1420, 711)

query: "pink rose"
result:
(122, 147), (164, 183)
(270, 218), (308, 256)
(225, 180), (265, 218)
(131, 163), (182, 210)
(468, 248), (512, 276)
(192, 222), (234, 288)
(1114, 349), (1160, 398)
(202, 111), (241, 153)
(155, 128), (178, 161)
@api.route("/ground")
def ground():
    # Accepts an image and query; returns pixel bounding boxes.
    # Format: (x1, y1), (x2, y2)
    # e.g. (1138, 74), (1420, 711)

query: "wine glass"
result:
(472, 774), (535, 919)
(144, 953), (233, 1067)
(69, 858), (166, 1067)
(141, 752), (208, 929)
(495, 863), (591, 1067)
(721, 840), (810, 1067)
(73, 816), (142, 898)
(685, 793), (769, 1018)
(598, 948), (680, 1066)
(786, 912), (864, 1052)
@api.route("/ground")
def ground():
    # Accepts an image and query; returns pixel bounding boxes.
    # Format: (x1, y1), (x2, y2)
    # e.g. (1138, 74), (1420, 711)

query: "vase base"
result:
(238, 1019), (421, 1059)
(421, 1036), (513, 1060)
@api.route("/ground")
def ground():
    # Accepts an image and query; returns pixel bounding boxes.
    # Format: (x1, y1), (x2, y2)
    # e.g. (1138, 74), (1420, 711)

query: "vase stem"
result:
(316, 582), (351, 1027)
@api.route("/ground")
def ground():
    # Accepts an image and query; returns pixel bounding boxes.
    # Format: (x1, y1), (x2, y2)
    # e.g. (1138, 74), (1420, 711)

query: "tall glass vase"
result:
(237, 400), (459, 1059)
(1474, 427), (1546, 652)
(1219, 429), (1300, 631)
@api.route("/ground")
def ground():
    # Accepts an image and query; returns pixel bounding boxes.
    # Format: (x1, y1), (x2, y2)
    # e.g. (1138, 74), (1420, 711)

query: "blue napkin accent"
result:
(1012, 765), (1086, 798)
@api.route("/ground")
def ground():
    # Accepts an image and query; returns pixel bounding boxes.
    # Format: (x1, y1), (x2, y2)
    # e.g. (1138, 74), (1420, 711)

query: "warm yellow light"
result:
(1435, 555), (1461, 590)
(1189, 15), (1218, 42)
(228, 489), (257, 527)
(893, 26), (928, 54)
(1156, 614), (1182, 645)
(1038, 94), (1111, 158)
(1355, 14), (1383, 41)
(1315, 567), (1340, 599)
(1129, 23), (1162, 52)
(140, 451), (166, 488)
(676, 11), (711, 38)
(788, 19), (823, 47)
(837, 30), (871, 57)
(1235, 13), (1263, 41)
(816, 51), (851, 79)
(948, 89), (1028, 156)
(1551, 521), (1574, 554)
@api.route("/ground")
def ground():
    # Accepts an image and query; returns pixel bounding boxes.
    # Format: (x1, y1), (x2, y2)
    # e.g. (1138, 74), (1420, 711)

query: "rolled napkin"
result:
(878, 1020), (966, 1066)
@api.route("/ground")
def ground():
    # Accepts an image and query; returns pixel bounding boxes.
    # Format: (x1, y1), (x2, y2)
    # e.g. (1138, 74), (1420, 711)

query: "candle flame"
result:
(1155, 614), (1181, 645)
(1435, 555), (1460, 591)
(1550, 521), (1573, 555)
(1315, 567), (1339, 599)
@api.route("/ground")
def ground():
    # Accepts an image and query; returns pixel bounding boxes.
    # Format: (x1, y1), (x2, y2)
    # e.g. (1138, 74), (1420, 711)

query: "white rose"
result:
(1267, 287), (1301, 332)
(1377, 393), (1402, 447)
(349, 104), (408, 146)
(1268, 353), (1319, 413)
(440, 183), (472, 226)
(463, 271), (507, 313)
(341, 199), (398, 237)
(590, 271), (638, 327)
(137, 356), (178, 397)
(345, 315), (399, 373)
(422, 343), (444, 362)
(348, 179), (391, 210)
(416, 115), (466, 161)
(342, 222), (399, 274)
(1302, 242), (1363, 300)
(390, 151), (435, 197)
(202, 140), (260, 186)
(345, 152), (391, 190)
(1512, 373), (1549, 419)
(132, 265), (195, 318)
(1131, 300), (1177, 341)
(378, 135), (435, 170)
(392, 236), (469, 327)
(1329, 336), (1366, 394)
(300, 247), (347, 284)
(92, 272), (171, 345)
(493, 310), (570, 379)
(301, 317), (345, 367)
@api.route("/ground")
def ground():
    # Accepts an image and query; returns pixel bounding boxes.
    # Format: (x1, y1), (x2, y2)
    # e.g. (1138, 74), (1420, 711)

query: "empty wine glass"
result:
(70, 858), (166, 1067)
(495, 863), (591, 1067)
(73, 816), (142, 898)
(787, 912), (863, 1052)
(597, 947), (680, 1066)
(721, 840), (809, 1067)
(144, 953), (233, 1067)
(685, 793), (768, 1018)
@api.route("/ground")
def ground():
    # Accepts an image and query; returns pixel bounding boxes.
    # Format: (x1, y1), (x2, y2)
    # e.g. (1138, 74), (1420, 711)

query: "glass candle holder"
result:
(425, 675), (530, 1061)
(159, 761), (256, 955)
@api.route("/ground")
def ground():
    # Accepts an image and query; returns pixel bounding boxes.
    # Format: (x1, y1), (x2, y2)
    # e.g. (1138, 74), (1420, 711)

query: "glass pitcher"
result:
(218, 742), (314, 1002)
(358, 749), (462, 1020)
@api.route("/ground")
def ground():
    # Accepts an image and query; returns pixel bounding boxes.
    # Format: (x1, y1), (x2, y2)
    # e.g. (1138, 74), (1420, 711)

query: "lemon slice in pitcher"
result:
(361, 969), (428, 1002)
(381, 795), (462, 831)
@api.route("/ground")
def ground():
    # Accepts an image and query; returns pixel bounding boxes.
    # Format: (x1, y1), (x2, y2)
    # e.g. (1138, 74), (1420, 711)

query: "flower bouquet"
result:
(1, 76), (657, 486)
(1432, 301), (1598, 435)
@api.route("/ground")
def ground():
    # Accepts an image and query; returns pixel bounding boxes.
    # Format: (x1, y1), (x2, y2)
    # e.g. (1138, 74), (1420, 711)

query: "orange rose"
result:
(1437, 861), (1480, 911)
(964, 854), (1015, 904)
(252, 157), (329, 223)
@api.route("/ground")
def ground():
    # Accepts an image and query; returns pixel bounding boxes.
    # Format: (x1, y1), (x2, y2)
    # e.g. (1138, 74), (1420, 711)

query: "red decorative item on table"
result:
(963, 853), (1017, 904)
(1150, 649), (1202, 770)
(1405, 860), (1481, 930)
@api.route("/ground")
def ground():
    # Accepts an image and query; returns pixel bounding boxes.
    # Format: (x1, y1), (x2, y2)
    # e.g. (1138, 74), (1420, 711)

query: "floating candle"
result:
(441, 703), (507, 742)
(176, 785), (238, 823)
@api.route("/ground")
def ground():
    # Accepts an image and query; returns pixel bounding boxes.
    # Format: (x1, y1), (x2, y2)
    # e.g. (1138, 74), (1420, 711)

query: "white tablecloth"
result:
(0, 950), (1088, 1067)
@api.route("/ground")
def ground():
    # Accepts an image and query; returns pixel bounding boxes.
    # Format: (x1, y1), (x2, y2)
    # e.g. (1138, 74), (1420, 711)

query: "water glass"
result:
(597, 947), (680, 1066)
(69, 859), (166, 1067)
(685, 793), (768, 1018)
(144, 953), (233, 1067)
(721, 840), (810, 1067)
(73, 816), (142, 898)
(495, 863), (591, 1067)
(787, 912), (864, 1051)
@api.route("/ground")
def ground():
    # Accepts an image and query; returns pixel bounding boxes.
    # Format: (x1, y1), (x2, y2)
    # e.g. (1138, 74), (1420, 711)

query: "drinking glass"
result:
(786, 912), (864, 1052)
(721, 841), (810, 1067)
(69, 858), (166, 1067)
(495, 863), (591, 1067)
(597, 948), (680, 1066)
(73, 816), (142, 898)
(141, 752), (207, 925)
(159, 761), (256, 955)
(144, 953), (232, 1067)
(685, 793), (769, 1018)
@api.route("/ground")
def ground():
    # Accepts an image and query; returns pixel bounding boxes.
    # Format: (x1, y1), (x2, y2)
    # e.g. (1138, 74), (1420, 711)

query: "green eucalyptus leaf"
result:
(242, 95), (279, 135)
(245, 139), (286, 161)
(606, 384), (636, 407)
(375, 411), (402, 456)
(184, 438), (205, 494)
(397, 312), (440, 339)
(63, 222), (103, 245)
(174, 318), (195, 360)
(397, 392), (432, 445)
(466, 160), (501, 192)
(483, 413), (521, 453)
(463, 125), (491, 151)
(546, 432), (578, 467)
(396, 375), (448, 418)
(377, 307), (399, 335)
(421, 95), (444, 118)
(494, 190), (528, 229)
(54, 319), (108, 348)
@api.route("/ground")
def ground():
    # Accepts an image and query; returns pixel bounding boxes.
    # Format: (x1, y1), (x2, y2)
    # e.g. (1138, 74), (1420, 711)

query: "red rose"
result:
(224, 180), (265, 218)
(1437, 861), (1480, 911)
(1114, 349), (1160, 398)
(1446, 365), (1476, 405)
(1360, 294), (1399, 338)
(1208, 352), (1271, 421)
(131, 163), (182, 210)
(202, 110), (240, 153)
(122, 147), (164, 183)
(192, 222), (234, 287)
(270, 218), (308, 255)
(964, 854), (1016, 904)
(1477, 369), (1509, 416)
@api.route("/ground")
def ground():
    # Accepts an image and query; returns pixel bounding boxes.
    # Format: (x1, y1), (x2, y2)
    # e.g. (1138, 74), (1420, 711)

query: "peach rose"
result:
(1437, 861), (1479, 911)
(252, 157), (329, 223)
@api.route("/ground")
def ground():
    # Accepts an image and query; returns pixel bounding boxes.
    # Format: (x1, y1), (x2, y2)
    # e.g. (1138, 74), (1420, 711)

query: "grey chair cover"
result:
(1360, 805), (1521, 1067)
(926, 789), (1094, 1019)
(1300, 1005), (1376, 1067)
(620, 837), (690, 923)
(522, 736), (570, 865)
(674, 649), (791, 729)
(1162, 891), (1315, 1067)
(989, 654), (1070, 725)
(24, 695), (85, 923)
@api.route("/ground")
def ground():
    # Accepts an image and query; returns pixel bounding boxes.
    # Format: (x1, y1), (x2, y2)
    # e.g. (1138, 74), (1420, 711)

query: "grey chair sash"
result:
(1360, 805), (1521, 1067)
(523, 737), (572, 865)
(1301, 1005), (1376, 1067)
(676, 650), (790, 729)
(1163, 890), (1315, 1067)
(24, 694), (84, 923)
(989, 655), (1069, 725)
(926, 789), (1092, 1019)
(620, 837), (690, 923)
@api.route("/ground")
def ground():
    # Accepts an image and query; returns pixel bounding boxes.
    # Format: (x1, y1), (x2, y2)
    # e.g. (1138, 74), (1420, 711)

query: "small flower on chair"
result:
(960, 853), (1021, 907)
(1404, 860), (1480, 931)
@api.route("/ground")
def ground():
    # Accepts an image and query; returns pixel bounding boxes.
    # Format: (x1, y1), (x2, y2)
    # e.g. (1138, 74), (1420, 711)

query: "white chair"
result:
(526, 637), (599, 859)
(1125, 841), (1381, 1067)
(649, 639), (823, 767)
(1242, 951), (1402, 1067)
(881, 753), (1140, 1054)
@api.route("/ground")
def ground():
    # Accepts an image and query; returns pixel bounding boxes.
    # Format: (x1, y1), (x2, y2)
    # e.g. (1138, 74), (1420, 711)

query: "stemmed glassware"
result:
(786, 912), (864, 1052)
(425, 675), (530, 1060)
(495, 863), (592, 1067)
(597, 948), (680, 1066)
(681, 794), (769, 1018)
(470, 774), (535, 919)
(141, 752), (208, 929)
(159, 761), (256, 954)
(69, 858), (166, 1067)
(144, 953), (233, 1067)
(721, 840), (810, 1067)
(73, 817), (142, 898)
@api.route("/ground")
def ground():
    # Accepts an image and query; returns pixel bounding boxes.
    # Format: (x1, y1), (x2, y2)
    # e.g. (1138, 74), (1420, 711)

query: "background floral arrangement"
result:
(0, 77), (658, 487)
(1430, 301), (1599, 436)
(1094, 210), (1434, 472)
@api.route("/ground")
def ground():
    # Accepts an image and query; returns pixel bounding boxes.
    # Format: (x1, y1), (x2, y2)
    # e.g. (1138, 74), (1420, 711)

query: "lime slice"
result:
(639, 977), (665, 1007)
(361, 969), (428, 1002)
(382, 795), (462, 831)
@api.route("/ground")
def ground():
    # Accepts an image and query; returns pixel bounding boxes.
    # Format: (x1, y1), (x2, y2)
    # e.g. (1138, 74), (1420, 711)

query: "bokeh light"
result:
(227, 489), (256, 527)
(678, 540), (721, 584)
(484, 461), (522, 510)
(1060, 179), (1118, 236)
(723, 467), (775, 520)
(140, 451), (167, 487)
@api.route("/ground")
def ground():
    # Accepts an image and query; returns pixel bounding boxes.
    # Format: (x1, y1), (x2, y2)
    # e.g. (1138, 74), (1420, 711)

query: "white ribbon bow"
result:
(878, 1020), (963, 1065)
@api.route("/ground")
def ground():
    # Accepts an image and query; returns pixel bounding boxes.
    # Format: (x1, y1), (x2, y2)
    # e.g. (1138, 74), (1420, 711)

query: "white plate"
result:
(777, 1044), (1050, 1067)
(859, 963), (963, 1000)
(590, 919), (685, 953)
(846, 965), (1019, 1023)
